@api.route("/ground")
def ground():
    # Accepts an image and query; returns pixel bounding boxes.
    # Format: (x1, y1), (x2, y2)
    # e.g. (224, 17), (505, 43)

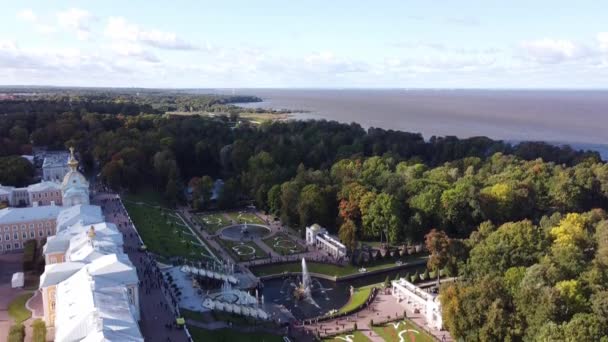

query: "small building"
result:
(392, 278), (443, 330)
(28, 181), (62, 207)
(305, 224), (347, 258)
(0, 181), (62, 207)
(42, 151), (70, 182)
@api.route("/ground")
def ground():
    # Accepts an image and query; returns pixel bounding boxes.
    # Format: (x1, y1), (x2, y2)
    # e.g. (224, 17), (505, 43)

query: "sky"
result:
(2, 0), (608, 88)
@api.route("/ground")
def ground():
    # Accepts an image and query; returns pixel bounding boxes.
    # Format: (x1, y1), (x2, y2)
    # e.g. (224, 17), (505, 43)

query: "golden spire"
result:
(88, 225), (96, 239)
(68, 147), (79, 171)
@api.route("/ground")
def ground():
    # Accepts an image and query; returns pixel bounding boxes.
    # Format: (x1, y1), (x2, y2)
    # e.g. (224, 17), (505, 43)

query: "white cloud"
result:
(105, 17), (197, 50)
(109, 42), (160, 63)
(17, 9), (37, 22)
(598, 32), (608, 51)
(57, 8), (93, 40)
(519, 39), (591, 64)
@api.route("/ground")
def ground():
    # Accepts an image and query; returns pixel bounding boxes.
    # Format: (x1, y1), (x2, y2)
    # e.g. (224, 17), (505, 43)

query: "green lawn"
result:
(189, 326), (283, 342)
(124, 189), (166, 206)
(337, 285), (374, 315)
(194, 213), (232, 234)
(262, 233), (306, 255)
(124, 202), (212, 261)
(251, 256), (426, 277)
(323, 330), (372, 341)
(8, 292), (33, 324)
(226, 211), (266, 225)
(372, 320), (435, 342)
(181, 309), (208, 322)
(216, 238), (268, 261)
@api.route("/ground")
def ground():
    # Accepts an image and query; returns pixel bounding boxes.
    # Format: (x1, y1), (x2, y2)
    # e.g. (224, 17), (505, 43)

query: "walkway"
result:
(93, 192), (190, 342)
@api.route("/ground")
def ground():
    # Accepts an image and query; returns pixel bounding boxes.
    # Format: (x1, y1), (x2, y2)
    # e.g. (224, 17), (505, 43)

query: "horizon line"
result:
(1, 85), (608, 91)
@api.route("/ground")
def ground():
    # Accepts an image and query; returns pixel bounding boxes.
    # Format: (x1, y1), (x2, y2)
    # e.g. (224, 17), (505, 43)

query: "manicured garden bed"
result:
(194, 213), (232, 234)
(262, 233), (306, 255)
(372, 320), (435, 342)
(226, 211), (266, 225)
(323, 330), (371, 341)
(216, 238), (268, 261)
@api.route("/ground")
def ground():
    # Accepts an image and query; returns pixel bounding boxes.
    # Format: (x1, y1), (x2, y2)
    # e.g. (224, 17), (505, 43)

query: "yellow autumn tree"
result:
(550, 213), (588, 249)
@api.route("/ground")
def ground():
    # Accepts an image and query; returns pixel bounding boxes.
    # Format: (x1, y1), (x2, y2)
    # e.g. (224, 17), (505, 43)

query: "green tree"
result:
(425, 229), (451, 286)
(267, 184), (282, 215)
(0, 156), (34, 187)
(468, 220), (545, 277)
(362, 193), (401, 243)
(297, 184), (330, 228)
(563, 313), (606, 342)
(339, 219), (357, 252)
(555, 279), (587, 318)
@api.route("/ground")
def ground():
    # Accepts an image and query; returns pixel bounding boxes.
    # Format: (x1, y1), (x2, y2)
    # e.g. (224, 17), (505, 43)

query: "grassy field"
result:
(189, 326), (283, 342)
(216, 238), (268, 261)
(226, 211), (266, 225)
(262, 233), (306, 255)
(124, 189), (166, 206)
(239, 112), (289, 124)
(372, 320), (435, 342)
(194, 213), (232, 234)
(337, 285), (374, 315)
(124, 202), (212, 261)
(8, 292), (33, 324)
(323, 331), (371, 341)
(251, 256), (426, 277)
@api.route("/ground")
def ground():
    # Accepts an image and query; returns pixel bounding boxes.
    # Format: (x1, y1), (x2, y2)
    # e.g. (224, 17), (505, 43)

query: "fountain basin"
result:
(219, 224), (271, 241)
(262, 275), (350, 320)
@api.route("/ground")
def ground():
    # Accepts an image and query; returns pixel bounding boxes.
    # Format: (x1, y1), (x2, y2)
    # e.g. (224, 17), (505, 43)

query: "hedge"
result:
(8, 324), (25, 342)
(32, 319), (47, 342)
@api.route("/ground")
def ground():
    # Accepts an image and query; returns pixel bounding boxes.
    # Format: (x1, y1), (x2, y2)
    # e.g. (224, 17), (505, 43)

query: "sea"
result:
(220, 89), (608, 160)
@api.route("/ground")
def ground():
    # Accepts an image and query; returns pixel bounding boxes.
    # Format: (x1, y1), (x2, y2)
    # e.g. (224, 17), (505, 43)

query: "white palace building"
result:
(1, 148), (143, 341)
(305, 224), (347, 258)
(391, 278), (443, 330)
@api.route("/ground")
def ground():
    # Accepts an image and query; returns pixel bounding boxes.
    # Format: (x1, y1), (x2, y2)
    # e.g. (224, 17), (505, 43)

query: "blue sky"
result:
(2, 0), (608, 88)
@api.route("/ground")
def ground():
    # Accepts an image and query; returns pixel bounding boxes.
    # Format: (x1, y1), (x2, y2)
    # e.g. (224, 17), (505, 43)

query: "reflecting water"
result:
(220, 224), (271, 240)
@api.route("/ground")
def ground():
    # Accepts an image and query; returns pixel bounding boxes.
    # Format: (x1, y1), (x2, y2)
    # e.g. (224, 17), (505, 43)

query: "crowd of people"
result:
(95, 194), (190, 342)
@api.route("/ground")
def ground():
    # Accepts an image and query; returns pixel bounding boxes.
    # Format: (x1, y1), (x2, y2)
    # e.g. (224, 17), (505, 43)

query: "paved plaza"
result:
(300, 291), (453, 342)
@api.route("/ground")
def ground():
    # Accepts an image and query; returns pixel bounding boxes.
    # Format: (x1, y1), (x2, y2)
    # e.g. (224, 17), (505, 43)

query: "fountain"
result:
(294, 258), (312, 300)
(212, 279), (258, 305)
(220, 223), (271, 240)
(263, 257), (348, 319)
(241, 222), (249, 235)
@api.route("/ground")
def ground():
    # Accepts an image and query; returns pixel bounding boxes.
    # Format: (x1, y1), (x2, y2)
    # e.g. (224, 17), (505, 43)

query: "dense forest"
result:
(439, 210), (608, 341)
(2, 91), (608, 339)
